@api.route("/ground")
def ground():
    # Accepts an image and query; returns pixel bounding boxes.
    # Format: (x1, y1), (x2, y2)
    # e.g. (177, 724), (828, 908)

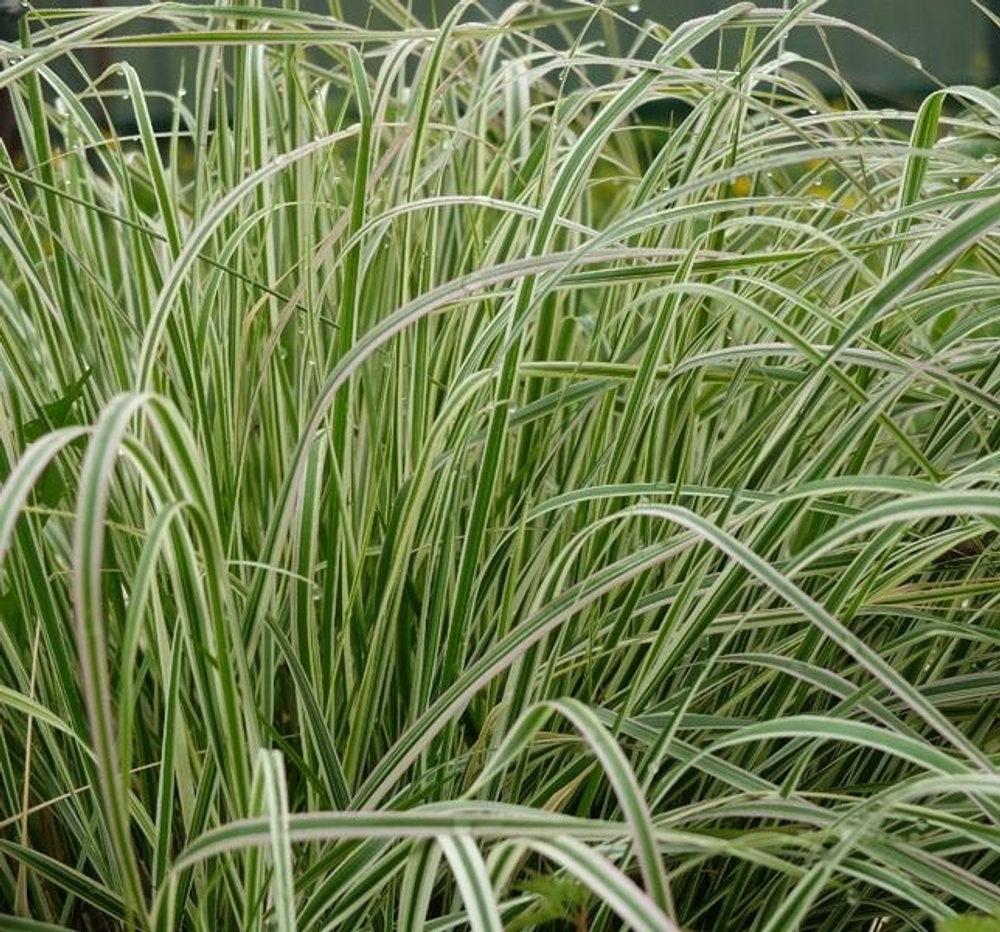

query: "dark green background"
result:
(3, 1), (999, 123)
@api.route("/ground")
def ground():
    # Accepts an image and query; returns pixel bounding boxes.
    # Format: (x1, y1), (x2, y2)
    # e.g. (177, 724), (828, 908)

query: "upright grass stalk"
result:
(1, 2), (999, 929)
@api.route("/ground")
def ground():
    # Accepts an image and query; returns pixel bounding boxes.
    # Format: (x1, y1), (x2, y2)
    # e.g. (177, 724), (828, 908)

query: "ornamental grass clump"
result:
(1, 1), (999, 929)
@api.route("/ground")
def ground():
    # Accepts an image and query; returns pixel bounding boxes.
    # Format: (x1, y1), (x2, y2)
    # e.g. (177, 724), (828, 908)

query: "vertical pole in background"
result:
(990, 0), (1000, 85)
(0, 0), (26, 158)
(90, 0), (110, 133)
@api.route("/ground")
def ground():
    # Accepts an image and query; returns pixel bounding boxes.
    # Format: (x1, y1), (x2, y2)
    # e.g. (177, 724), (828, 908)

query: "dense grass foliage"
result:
(2, 1), (1000, 928)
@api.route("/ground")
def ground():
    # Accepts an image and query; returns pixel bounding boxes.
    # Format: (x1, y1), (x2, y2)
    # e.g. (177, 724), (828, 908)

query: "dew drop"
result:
(807, 107), (817, 115)
(912, 57), (922, 70)
(627, 1), (640, 11)
(983, 152), (997, 164)
(951, 176), (961, 184)
(178, 88), (187, 98)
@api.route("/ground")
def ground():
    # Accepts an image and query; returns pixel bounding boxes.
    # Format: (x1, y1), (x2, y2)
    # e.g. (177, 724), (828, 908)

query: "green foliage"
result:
(513, 870), (591, 930)
(1, 1), (999, 929)
(939, 914), (1000, 932)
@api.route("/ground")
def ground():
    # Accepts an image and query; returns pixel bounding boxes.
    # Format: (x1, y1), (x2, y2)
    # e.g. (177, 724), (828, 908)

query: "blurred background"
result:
(2, 0), (1000, 144)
